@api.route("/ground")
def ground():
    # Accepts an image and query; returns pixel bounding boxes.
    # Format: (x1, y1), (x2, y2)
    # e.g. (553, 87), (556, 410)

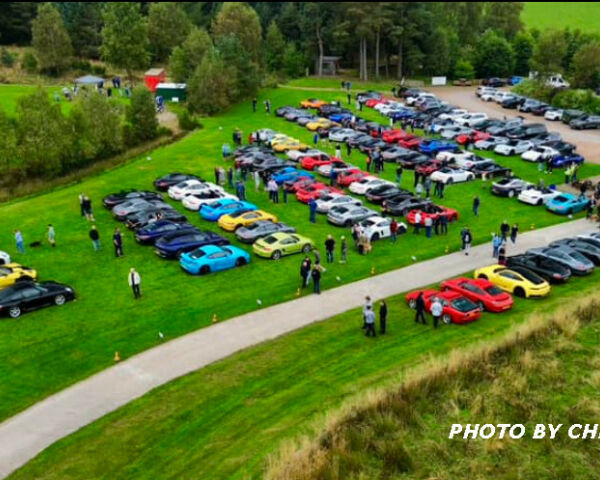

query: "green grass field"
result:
(9, 268), (600, 480)
(522, 2), (600, 32)
(0, 84), (598, 426)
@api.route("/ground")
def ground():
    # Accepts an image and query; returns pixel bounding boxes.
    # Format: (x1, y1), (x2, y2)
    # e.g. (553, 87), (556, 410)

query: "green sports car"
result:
(252, 232), (314, 260)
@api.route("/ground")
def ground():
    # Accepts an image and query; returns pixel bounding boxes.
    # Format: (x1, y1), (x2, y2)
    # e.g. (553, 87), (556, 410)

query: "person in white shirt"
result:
(413, 212), (422, 234)
(128, 268), (141, 299)
(431, 297), (443, 329)
(362, 296), (372, 330)
(364, 305), (376, 337)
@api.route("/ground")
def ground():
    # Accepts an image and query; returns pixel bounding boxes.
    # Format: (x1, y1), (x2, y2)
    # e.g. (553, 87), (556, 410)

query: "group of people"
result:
(414, 173), (446, 199)
(362, 296), (388, 336)
(412, 291), (444, 329)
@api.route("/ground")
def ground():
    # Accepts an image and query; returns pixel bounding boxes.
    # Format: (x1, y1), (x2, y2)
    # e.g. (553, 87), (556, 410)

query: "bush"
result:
(22, 52), (38, 73)
(71, 60), (92, 72)
(453, 59), (475, 79)
(1, 48), (15, 68)
(513, 79), (600, 114)
(512, 79), (555, 103)
(91, 64), (106, 75)
(157, 125), (173, 137)
(177, 110), (199, 131)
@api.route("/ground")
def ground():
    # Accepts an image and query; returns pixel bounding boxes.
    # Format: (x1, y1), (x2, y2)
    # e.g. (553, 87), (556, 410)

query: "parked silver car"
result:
(327, 205), (378, 227)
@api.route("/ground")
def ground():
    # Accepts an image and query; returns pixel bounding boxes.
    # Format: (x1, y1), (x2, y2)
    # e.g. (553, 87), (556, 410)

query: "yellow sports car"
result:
(473, 264), (550, 298)
(272, 138), (309, 153)
(0, 263), (37, 289)
(300, 98), (327, 109)
(306, 117), (340, 131)
(269, 134), (290, 147)
(217, 210), (278, 232)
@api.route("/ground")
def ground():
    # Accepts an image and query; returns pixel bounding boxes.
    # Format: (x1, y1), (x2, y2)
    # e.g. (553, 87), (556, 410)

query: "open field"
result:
(0, 84), (598, 425)
(522, 2), (600, 32)
(8, 268), (600, 479)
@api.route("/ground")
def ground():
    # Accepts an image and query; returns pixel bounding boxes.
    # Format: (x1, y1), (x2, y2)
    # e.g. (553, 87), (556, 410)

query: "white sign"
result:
(431, 76), (447, 86)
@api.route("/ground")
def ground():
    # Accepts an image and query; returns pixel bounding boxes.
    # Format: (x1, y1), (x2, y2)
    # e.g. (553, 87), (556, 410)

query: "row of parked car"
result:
(0, 256), (75, 319)
(404, 231), (600, 325)
(477, 86), (600, 130)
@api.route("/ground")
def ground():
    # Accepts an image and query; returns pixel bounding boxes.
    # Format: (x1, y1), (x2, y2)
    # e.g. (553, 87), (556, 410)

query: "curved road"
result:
(0, 218), (594, 478)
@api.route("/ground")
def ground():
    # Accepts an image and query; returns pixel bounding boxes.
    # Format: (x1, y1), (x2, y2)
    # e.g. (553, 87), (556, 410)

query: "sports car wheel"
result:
(302, 244), (312, 253)
(447, 178), (453, 185)
(344, 220), (352, 227)
(537, 199), (543, 206)
(442, 314), (452, 325)
(408, 298), (416, 309)
(514, 287), (525, 298)
(9, 306), (21, 318)
(235, 257), (247, 267)
(508, 190), (515, 198)
(199, 265), (210, 275)
(567, 208), (573, 215)
(371, 233), (380, 241)
(54, 294), (66, 306)
(16, 276), (33, 283)
(477, 274), (488, 280)
(272, 250), (282, 260)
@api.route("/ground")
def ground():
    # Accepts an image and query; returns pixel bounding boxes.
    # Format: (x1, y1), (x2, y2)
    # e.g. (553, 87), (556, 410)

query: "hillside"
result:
(522, 2), (600, 32)
(266, 297), (600, 480)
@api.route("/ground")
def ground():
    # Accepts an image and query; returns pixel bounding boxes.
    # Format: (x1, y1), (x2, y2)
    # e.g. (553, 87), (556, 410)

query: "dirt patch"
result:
(157, 109), (181, 135)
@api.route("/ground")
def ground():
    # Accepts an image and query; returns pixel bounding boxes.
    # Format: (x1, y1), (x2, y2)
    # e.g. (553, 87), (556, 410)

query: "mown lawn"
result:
(522, 2), (600, 32)
(0, 84), (597, 424)
(9, 266), (600, 480)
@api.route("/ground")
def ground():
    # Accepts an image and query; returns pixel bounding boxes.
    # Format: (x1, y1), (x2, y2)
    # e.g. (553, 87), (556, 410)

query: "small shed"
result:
(316, 56), (342, 76)
(155, 83), (187, 102)
(74, 75), (105, 88)
(144, 68), (166, 92)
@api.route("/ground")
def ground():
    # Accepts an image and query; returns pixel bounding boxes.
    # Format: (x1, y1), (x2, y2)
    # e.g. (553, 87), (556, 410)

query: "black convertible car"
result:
(154, 173), (201, 191)
(125, 207), (187, 230)
(102, 190), (163, 209)
(382, 196), (431, 216)
(471, 163), (512, 179)
(154, 229), (230, 259)
(0, 281), (75, 318)
(506, 254), (571, 283)
(134, 221), (194, 244)
(365, 185), (411, 204)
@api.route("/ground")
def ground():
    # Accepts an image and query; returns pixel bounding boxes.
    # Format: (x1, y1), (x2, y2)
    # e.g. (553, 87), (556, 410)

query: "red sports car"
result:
(405, 289), (481, 324)
(365, 97), (386, 108)
(285, 177), (316, 193)
(416, 159), (448, 176)
(406, 204), (459, 225)
(337, 169), (367, 186)
(455, 130), (490, 146)
(300, 153), (339, 170)
(398, 134), (422, 149)
(441, 277), (514, 312)
(382, 129), (407, 143)
(296, 184), (343, 203)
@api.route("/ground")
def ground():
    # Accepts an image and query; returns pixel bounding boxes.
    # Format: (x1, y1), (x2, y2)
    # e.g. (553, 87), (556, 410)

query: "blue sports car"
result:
(200, 199), (257, 221)
(551, 154), (584, 168)
(328, 112), (353, 123)
(271, 167), (314, 185)
(179, 245), (250, 275)
(419, 139), (459, 155)
(390, 109), (416, 121)
(134, 220), (193, 244)
(546, 193), (590, 215)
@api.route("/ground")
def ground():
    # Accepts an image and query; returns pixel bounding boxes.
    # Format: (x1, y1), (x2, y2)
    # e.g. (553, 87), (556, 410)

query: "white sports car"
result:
(437, 109), (468, 121)
(518, 187), (562, 206)
(544, 109), (563, 121)
(474, 136), (508, 150)
(349, 177), (394, 195)
(328, 128), (359, 142)
(168, 179), (204, 200)
(169, 180), (223, 201)
(430, 167), (475, 184)
(0, 251), (10, 265)
(182, 190), (237, 211)
(494, 140), (534, 156)
(358, 216), (407, 241)
(317, 162), (358, 177)
(315, 194), (362, 213)
(455, 112), (488, 127)
(436, 151), (475, 163)
(521, 146), (559, 163)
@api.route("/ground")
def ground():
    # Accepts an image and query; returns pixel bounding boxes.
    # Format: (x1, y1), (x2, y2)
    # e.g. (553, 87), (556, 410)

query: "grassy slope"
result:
(266, 299), (600, 480)
(9, 269), (600, 480)
(522, 2), (600, 32)
(1, 84), (598, 423)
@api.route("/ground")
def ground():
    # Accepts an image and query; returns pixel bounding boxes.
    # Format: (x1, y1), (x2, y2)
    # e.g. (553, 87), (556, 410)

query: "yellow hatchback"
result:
(474, 264), (550, 298)
(0, 263), (38, 289)
(218, 210), (278, 232)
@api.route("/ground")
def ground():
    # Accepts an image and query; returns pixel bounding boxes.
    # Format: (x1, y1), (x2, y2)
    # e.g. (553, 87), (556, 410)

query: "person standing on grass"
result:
(128, 268), (141, 299)
(364, 305), (376, 337)
(14, 229), (25, 253)
(366, 155), (372, 173)
(314, 249), (322, 269)
(89, 225), (101, 251)
(82, 196), (94, 221)
(415, 182), (424, 198)
(424, 177), (432, 198)
(254, 170), (261, 191)
(413, 212), (422, 234)
(252, 97), (257, 112)
(227, 167), (234, 189)
(47, 224), (55, 248)
(265, 99), (271, 114)
(346, 142), (352, 158)
(300, 258), (310, 288)
(335, 144), (342, 160)
(311, 265), (321, 294)
(473, 196), (480, 217)
(347, 92), (351, 105)
(390, 218), (399, 243)
(78, 193), (85, 217)
(396, 164), (403, 186)
(340, 235), (348, 263)
(236, 180), (246, 201)
(309, 198), (317, 223)
(313, 132), (319, 147)
(113, 228), (123, 257)
(425, 216), (433, 238)
(351, 224), (360, 247)
(500, 220), (510, 241)
(510, 223), (519, 244)
(379, 300), (388, 334)
(325, 235), (335, 263)
(414, 292), (426, 325)
(431, 297), (442, 329)
(362, 296), (372, 329)
(440, 212), (448, 235)
(330, 168), (338, 187)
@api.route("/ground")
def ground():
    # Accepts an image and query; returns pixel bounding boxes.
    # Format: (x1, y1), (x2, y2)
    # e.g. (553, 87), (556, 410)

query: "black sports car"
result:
(275, 106), (294, 117)
(154, 229), (230, 259)
(506, 254), (571, 283)
(472, 163), (512, 179)
(0, 281), (75, 318)
(550, 239), (600, 265)
(102, 190), (163, 209)
(125, 207), (187, 230)
(154, 173), (200, 191)
(347, 133), (373, 148)
(396, 152), (430, 169)
(365, 185), (411, 204)
(382, 196), (431, 216)
(134, 221), (194, 244)
(358, 138), (388, 154)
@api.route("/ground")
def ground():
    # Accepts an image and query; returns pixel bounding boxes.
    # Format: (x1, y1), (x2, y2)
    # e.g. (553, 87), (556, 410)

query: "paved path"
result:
(0, 219), (595, 478)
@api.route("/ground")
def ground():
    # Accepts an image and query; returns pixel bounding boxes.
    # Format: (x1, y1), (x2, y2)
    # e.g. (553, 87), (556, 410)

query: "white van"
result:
(546, 75), (570, 89)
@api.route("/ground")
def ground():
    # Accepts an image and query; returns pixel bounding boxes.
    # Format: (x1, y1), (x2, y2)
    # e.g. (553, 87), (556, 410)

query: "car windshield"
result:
(485, 285), (505, 296)
(514, 268), (545, 285)
(263, 236), (278, 244)
(334, 207), (349, 214)
(189, 249), (206, 259)
(569, 250), (589, 263)
(554, 196), (569, 203)
(451, 298), (478, 312)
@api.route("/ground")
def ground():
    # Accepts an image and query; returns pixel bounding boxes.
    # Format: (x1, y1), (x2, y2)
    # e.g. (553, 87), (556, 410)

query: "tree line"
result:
(0, 87), (158, 185)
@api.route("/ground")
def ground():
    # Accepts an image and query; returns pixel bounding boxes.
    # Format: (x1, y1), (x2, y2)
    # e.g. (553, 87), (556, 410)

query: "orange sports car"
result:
(300, 98), (327, 109)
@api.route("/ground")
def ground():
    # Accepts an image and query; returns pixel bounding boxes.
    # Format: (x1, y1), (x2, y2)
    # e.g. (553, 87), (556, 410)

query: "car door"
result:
(282, 236), (299, 254)
(210, 251), (229, 271)
(19, 286), (44, 312)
